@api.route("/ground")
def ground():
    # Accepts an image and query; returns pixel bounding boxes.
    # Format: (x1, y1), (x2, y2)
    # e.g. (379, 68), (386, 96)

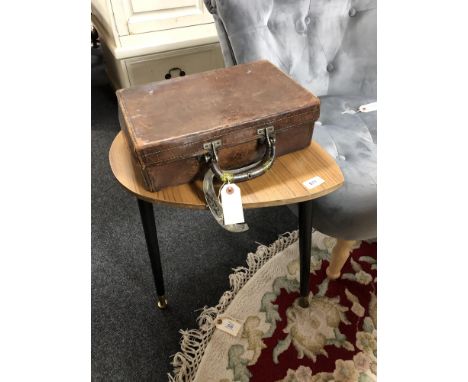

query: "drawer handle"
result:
(165, 67), (186, 80)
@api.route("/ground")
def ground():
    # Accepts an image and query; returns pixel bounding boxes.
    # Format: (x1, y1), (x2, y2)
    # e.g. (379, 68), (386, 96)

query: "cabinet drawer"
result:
(110, 0), (213, 36)
(131, 0), (198, 13)
(125, 43), (224, 86)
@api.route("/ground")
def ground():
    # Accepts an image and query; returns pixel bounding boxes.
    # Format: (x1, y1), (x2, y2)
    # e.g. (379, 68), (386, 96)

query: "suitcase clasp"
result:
(257, 126), (275, 136)
(203, 140), (222, 162)
(203, 139), (222, 151)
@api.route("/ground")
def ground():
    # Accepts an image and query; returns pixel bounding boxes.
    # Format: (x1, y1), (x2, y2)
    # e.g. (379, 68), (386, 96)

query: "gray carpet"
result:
(91, 47), (298, 381)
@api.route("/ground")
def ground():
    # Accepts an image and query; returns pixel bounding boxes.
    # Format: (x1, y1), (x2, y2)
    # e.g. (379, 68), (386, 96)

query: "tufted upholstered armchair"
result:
(204, 0), (377, 278)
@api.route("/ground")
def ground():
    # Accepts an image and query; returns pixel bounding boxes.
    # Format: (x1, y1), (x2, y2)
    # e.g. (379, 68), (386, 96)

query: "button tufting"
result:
(326, 63), (335, 73)
(349, 8), (357, 17)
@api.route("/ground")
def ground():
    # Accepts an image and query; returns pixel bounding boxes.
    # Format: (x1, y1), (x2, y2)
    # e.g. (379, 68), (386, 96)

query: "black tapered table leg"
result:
(298, 200), (313, 308)
(137, 198), (167, 309)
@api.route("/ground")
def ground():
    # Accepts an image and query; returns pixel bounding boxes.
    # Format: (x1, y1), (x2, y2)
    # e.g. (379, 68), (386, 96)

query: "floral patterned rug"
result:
(170, 231), (377, 382)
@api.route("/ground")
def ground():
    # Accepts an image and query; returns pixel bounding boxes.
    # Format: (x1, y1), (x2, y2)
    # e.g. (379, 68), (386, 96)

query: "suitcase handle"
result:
(202, 168), (249, 233)
(204, 126), (276, 183)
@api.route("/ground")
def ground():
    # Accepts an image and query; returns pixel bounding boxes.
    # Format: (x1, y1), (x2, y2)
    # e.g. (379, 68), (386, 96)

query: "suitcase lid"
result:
(116, 60), (320, 167)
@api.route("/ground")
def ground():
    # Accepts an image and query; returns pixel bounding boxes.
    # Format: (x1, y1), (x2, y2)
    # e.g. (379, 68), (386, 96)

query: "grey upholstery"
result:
(205, 0), (377, 240)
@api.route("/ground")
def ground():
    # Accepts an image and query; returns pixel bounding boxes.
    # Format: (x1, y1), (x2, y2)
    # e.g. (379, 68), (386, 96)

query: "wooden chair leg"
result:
(326, 239), (357, 280)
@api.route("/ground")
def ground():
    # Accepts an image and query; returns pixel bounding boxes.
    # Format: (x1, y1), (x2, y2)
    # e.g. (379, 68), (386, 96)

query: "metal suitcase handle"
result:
(202, 126), (276, 233)
(203, 126), (276, 183)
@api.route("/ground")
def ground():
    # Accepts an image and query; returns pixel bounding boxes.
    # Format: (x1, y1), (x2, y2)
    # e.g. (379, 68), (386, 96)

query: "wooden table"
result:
(109, 132), (344, 308)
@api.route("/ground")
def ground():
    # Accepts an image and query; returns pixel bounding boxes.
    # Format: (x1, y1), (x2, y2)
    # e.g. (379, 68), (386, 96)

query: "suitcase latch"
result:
(257, 126), (275, 136)
(203, 140), (222, 162)
(203, 140), (222, 151)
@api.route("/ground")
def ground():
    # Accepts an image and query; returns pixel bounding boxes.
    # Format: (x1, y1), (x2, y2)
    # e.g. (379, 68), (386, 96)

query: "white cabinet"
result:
(112, 0), (214, 35)
(91, 0), (225, 89)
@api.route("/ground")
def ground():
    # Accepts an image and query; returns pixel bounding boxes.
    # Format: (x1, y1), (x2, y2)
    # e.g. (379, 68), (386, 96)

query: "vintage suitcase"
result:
(116, 60), (320, 192)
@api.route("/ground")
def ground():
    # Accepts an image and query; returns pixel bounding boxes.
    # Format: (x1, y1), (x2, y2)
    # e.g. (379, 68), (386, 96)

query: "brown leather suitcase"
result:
(116, 60), (320, 192)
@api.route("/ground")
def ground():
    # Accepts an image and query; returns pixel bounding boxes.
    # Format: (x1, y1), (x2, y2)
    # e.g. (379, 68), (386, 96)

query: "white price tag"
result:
(341, 102), (377, 115)
(359, 102), (377, 113)
(215, 316), (243, 337)
(220, 183), (245, 225)
(302, 176), (325, 190)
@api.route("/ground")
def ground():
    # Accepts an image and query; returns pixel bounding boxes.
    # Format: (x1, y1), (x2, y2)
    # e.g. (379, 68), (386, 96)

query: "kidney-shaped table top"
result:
(109, 132), (344, 209)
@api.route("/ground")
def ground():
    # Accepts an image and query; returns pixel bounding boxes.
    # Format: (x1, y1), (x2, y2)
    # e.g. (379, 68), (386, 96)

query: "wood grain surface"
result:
(109, 131), (344, 209)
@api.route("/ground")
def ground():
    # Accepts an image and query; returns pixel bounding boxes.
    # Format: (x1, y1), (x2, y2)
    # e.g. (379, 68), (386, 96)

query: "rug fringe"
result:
(168, 230), (299, 382)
